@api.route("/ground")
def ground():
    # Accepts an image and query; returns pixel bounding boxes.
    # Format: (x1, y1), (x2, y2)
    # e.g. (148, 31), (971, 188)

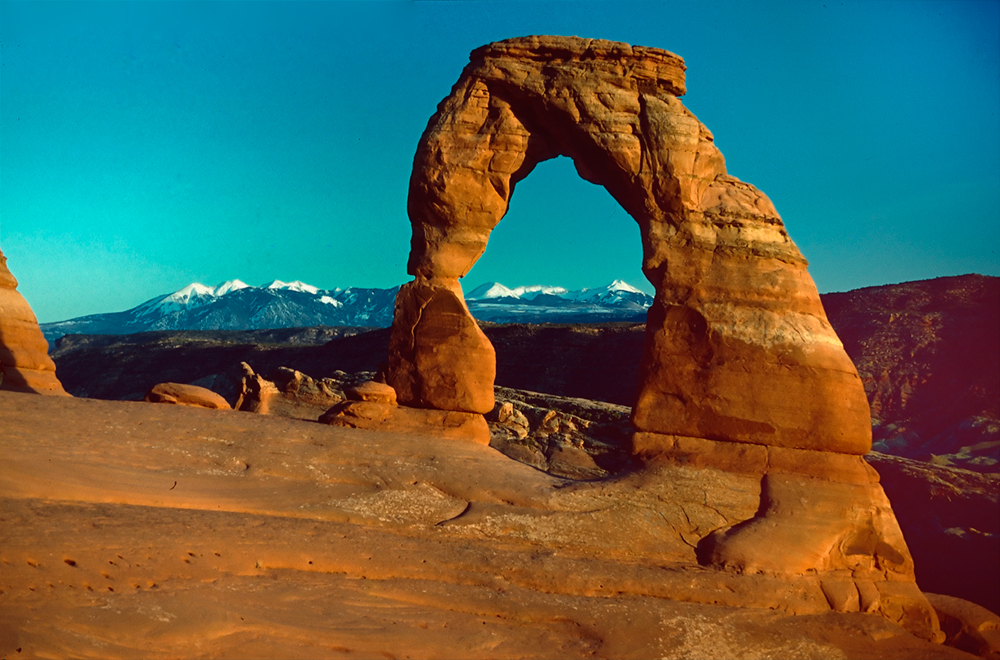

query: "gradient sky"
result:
(2, 1), (998, 323)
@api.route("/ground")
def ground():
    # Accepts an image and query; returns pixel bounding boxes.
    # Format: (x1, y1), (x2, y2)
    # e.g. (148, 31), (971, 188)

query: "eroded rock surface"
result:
(389, 35), (870, 454)
(387, 278), (495, 414)
(234, 362), (347, 418)
(321, 379), (490, 445)
(145, 382), (230, 410)
(0, 249), (67, 395)
(0, 391), (965, 656)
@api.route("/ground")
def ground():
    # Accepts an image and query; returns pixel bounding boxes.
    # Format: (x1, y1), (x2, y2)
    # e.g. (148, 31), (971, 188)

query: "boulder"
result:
(145, 382), (230, 410)
(0, 249), (68, 395)
(389, 35), (870, 454)
(344, 380), (397, 405)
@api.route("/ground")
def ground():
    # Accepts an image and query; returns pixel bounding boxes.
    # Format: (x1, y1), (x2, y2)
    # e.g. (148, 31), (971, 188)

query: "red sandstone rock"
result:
(145, 382), (230, 410)
(389, 35), (870, 454)
(630, 431), (941, 640)
(234, 363), (344, 418)
(0, 249), (68, 395)
(345, 380), (397, 405)
(387, 278), (495, 414)
(320, 401), (490, 445)
(926, 593), (1000, 658)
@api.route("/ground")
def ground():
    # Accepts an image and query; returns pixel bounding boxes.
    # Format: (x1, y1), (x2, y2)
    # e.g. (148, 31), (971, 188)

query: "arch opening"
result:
(464, 155), (650, 407)
(465, 155), (649, 300)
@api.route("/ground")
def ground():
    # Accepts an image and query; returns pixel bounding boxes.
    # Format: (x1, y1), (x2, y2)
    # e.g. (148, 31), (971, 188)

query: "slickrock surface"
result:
(0, 249), (67, 395)
(389, 35), (870, 453)
(0, 391), (973, 659)
(145, 382), (231, 409)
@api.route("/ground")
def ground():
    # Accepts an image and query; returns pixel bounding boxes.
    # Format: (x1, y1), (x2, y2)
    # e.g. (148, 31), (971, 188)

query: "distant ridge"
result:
(40, 279), (655, 346)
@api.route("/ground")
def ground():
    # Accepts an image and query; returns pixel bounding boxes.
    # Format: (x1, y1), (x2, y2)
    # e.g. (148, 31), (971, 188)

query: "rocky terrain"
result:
(48, 274), (1000, 474)
(43, 274), (1000, 618)
(824, 274), (999, 472)
(2, 390), (991, 659)
(5, 34), (999, 659)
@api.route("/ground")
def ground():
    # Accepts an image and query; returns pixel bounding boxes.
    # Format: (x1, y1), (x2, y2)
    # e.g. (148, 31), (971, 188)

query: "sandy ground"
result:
(0, 391), (975, 659)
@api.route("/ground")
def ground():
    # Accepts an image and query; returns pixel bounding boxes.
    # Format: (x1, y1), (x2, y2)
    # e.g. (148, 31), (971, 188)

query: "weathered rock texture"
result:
(0, 391), (956, 654)
(926, 593), (1000, 659)
(321, 380), (490, 445)
(388, 35), (870, 454)
(387, 278), (495, 414)
(145, 382), (230, 410)
(234, 362), (346, 419)
(0, 249), (67, 395)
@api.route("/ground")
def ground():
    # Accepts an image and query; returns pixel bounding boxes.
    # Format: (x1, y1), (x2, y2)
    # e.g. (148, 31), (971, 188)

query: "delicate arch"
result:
(388, 36), (871, 454)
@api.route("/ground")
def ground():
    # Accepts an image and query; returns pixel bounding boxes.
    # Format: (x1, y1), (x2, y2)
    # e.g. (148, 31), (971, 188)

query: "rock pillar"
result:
(0, 249), (68, 395)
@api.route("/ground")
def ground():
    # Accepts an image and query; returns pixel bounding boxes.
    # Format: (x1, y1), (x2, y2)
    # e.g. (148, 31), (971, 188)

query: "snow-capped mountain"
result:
(465, 279), (653, 324)
(40, 278), (654, 347)
(40, 280), (400, 347)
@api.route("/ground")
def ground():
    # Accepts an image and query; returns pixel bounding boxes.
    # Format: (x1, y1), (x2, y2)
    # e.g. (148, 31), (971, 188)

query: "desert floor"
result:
(0, 391), (974, 659)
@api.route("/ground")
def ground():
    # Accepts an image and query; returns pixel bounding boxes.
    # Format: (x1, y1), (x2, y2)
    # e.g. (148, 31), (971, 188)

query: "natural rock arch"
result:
(387, 35), (871, 455)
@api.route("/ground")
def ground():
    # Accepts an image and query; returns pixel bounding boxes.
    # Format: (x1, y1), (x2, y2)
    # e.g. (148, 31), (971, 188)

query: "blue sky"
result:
(1, 1), (998, 323)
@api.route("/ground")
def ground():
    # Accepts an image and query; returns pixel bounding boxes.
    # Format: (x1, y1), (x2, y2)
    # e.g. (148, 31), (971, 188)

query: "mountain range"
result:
(40, 279), (654, 346)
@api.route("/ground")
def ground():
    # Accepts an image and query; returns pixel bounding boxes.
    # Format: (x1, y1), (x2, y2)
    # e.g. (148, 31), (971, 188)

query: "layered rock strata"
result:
(641, 436), (941, 640)
(0, 249), (67, 395)
(388, 35), (870, 454)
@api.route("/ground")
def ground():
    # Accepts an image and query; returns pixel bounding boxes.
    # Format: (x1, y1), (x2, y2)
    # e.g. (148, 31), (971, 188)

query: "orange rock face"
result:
(389, 35), (870, 454)
(145, 382), (231, 410)
(388, 278), (495, 414)
(0, 249), (68, 395)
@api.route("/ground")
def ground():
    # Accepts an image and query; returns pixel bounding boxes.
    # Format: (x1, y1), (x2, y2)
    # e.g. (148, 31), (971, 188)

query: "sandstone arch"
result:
(388, 35), (871, 455)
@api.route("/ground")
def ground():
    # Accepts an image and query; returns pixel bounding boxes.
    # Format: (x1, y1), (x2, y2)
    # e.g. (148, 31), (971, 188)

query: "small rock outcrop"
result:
(145, 382), (230, 410)
(234, 363), (345, 419)
(320, 380), (490, 444)
(388, 35), (871, 455)
(0, 249), (67, 395)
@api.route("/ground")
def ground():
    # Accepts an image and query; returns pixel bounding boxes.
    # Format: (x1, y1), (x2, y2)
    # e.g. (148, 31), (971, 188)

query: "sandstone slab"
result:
(0, 391), (967, 656)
